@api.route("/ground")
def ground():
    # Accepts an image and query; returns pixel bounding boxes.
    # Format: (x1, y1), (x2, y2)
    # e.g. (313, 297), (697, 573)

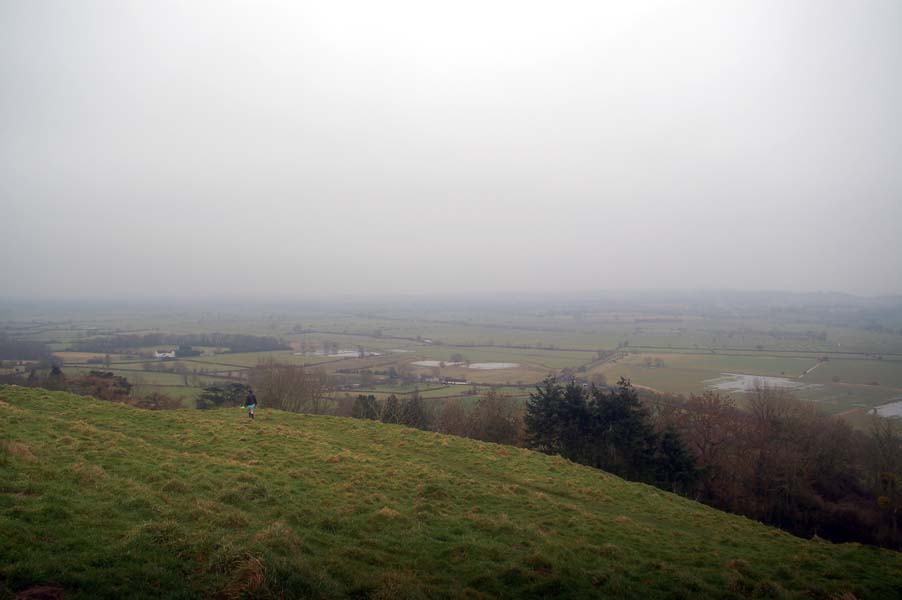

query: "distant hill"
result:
(1, 386), (901, 599)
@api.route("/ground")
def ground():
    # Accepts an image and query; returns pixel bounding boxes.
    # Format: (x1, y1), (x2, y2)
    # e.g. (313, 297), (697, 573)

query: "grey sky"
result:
(2, 0), (901, 298)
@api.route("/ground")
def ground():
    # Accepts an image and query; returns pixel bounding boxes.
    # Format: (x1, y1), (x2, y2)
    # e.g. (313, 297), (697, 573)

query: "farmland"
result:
(2, 292), (902, 419)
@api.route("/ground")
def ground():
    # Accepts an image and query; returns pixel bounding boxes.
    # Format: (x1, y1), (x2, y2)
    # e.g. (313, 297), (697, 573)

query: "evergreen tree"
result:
(45, 364), (66, 391)
(352, 394), (380, 420)
(558, 381), (592, 463)
(587, 378), (658, 480)
(654, 426), (700, 494)
(196, 383), (248, 410)
(400, 392), (430, 430)
(525, 377), (592, 461)
(525, 377), (566, 454)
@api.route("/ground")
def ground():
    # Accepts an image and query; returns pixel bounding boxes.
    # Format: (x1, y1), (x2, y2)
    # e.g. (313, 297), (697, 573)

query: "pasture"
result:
(3, 294), (902, 421)
(2, 386), (900, 599)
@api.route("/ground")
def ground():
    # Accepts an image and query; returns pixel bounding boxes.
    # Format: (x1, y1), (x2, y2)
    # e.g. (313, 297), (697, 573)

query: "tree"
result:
(248, 358), (332, 414)
(436, 398), (468, 436)
(526, 377), (670, 484)
(870, 416), (902, 543)
(400, 392), (430, 430)
(525, 377), (569, 455)
(44, 364), (66, 391)
(468, 389), (521, 445)
(196, 383), (249, 410)
(586, 378), (658, 481)
(666, 391), (741, 501)
(352, 394), (380, 420)
(525, 378), (594, 463)
(381, 394), (401, 424)
(654, 426), (699, 494)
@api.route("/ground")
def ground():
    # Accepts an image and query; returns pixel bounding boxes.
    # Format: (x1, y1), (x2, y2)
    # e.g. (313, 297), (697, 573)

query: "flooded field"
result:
(411, 360), (464, 367)
(411, 360), (520, 370)
(704, 373), (821, 393)
(295, 350), (380, 358)
(872, 399), (902, 418)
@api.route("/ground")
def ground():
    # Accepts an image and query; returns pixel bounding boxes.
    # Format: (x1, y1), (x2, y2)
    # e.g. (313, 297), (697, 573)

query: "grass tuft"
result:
(1, 440), (37, 463)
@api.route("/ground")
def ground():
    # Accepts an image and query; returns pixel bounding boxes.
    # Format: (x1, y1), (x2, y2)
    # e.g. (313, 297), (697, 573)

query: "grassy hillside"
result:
(1, 386), (900, 600)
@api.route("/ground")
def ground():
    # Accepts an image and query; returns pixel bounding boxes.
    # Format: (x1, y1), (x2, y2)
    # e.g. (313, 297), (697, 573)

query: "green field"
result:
(2, 386), (901, 599)
(803, 359), (902, 388)
(591, 353), (819, 394)
(6, 295), (902, 421)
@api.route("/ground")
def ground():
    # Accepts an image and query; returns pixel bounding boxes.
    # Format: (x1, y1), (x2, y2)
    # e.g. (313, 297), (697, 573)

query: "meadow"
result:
(2, 385), (901, 599)
(4, 293), (902, 420)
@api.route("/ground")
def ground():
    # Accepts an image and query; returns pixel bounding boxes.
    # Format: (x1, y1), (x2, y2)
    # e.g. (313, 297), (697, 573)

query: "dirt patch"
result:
(73, 462), (106, 486)
(1, 440), (37, 463)
(14, 585), (66, 600)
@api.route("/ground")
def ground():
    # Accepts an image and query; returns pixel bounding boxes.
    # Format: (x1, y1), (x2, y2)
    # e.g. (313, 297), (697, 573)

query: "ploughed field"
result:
(1, 385), (901, 599)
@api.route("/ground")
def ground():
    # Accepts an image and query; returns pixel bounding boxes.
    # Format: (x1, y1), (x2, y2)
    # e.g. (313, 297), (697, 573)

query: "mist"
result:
(2, 0), (901, 299)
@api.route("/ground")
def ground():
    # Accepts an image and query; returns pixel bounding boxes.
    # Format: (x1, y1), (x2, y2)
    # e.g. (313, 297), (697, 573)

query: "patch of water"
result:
(294, 350), (380, 358)
(872, 399), (902, 418)
(411, 360), (464, 367)
(468, 362), (519, 370)
(704, 373), (820, 392)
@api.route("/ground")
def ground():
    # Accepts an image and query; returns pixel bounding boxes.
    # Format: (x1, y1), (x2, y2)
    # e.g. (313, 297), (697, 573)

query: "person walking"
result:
(244, 387), (257, 420)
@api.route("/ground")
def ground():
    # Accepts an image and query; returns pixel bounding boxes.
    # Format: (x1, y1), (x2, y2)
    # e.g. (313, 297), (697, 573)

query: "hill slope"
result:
(1, 386), (900, 600)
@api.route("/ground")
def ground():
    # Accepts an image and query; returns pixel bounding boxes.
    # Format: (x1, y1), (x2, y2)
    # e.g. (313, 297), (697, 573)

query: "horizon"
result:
(2, 286), (901, 314)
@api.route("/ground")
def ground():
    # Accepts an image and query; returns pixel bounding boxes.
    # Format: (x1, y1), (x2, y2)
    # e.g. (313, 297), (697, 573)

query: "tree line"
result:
(0, 366), (182, 410)
(340, 376), (902, 549)
(525, 378), (698, 494)
(0, 334), (52, 362)
(518, 377), (901, 549)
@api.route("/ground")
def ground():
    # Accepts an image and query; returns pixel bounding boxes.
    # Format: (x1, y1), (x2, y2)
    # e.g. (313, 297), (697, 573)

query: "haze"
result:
(2, 0), (901, 299)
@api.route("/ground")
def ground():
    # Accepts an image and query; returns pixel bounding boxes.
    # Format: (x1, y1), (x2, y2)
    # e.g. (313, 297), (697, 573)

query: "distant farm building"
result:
(154, 350), (176, 359)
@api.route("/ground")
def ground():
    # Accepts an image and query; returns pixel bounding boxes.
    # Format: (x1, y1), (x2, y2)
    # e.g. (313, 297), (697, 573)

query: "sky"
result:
(1, 0), (901, 299)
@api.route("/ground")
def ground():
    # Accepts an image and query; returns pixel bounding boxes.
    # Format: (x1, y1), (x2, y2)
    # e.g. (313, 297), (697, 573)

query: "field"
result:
(3, 292), (902, 421)
(2, 386), (901, 599)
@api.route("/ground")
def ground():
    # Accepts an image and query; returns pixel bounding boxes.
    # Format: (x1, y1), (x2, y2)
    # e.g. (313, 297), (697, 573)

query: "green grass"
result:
(803, 359), (902, 388)
(2, 386), (901, 599)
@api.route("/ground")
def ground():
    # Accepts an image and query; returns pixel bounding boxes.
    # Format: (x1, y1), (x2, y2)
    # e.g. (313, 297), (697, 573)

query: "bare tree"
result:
(467, 389), (522, 445)
(248, 358), (333, 414)
(870, 416), (902, 540)
(436, 398), (468, 437)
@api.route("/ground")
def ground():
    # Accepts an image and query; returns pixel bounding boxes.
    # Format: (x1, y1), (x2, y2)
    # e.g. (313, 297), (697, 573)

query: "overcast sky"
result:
(2, 0), (900, 299)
